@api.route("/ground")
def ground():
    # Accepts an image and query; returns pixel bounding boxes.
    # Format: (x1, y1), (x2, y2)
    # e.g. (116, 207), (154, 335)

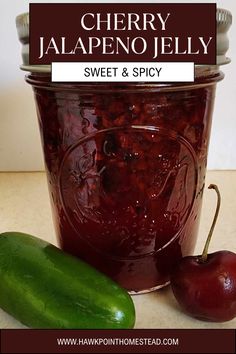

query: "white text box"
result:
(52, 62), (194, 82)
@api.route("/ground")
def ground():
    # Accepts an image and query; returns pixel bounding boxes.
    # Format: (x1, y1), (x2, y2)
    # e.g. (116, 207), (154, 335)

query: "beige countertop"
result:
(0, 171), (235, 329)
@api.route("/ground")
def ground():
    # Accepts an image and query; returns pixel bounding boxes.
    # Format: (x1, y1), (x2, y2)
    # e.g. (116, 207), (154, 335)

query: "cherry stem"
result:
(201, 184), (221, 262)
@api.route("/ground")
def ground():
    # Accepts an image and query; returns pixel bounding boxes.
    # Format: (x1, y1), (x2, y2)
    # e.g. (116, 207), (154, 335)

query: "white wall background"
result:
(0, 0), (235, 171)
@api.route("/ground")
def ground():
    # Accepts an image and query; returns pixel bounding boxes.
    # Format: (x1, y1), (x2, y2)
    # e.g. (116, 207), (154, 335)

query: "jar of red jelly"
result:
(16, 9), (231, 293)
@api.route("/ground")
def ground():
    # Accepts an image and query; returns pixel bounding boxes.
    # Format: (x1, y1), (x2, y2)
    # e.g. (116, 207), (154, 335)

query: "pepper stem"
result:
(201, 184), (221, 262)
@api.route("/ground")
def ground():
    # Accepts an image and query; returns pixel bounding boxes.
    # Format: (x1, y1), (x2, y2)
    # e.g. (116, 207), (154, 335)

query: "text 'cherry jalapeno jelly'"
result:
(16, 9), (231, 293)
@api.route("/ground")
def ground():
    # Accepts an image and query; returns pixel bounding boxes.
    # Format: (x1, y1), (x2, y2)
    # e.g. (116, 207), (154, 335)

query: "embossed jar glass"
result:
(25, 73), (220, 293)
(16, 9), (231, 293)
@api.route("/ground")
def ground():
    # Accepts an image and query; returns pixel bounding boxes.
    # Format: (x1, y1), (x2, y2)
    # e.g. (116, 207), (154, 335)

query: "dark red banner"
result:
(0, 329), (235, 354)
(29, 3), (216, 65)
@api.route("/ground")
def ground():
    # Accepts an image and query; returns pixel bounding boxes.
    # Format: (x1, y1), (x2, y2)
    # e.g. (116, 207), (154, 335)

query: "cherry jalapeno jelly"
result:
(26, 73), (220, 293)
(16, 9), (231, 293)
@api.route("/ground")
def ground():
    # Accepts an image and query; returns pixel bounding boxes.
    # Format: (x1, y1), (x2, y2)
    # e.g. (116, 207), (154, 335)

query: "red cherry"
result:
(170, 184), (236, 322)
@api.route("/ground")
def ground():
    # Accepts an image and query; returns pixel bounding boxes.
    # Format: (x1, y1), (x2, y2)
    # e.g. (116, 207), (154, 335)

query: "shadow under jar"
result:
(16, 8), (232, 294)
(26, 71), (221, 293)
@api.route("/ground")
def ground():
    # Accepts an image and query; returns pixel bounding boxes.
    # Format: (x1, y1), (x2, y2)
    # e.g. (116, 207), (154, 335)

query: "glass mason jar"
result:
(16, 9), (231, 293)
